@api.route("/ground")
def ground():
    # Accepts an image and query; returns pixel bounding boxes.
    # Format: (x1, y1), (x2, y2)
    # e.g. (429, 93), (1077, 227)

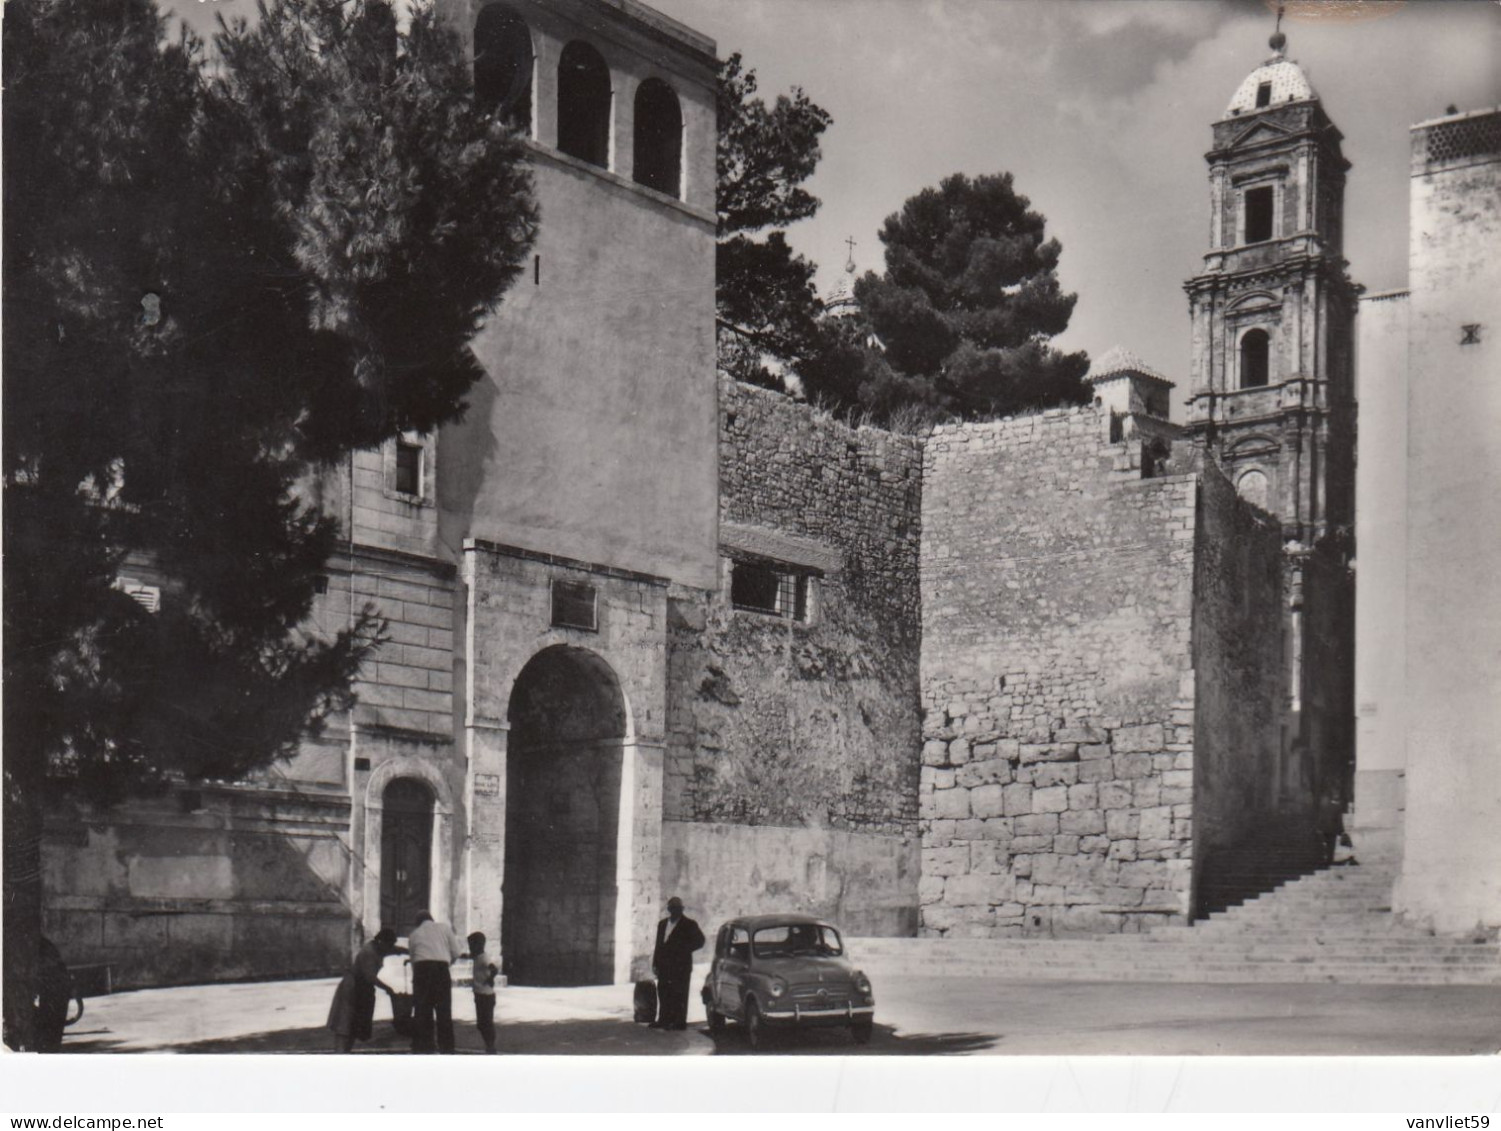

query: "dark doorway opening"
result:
(380, 779), (434, 935)
(1240, 328), (1271, 389)
(503, 646), (626, 985)
(1245, 185), (1275, 244)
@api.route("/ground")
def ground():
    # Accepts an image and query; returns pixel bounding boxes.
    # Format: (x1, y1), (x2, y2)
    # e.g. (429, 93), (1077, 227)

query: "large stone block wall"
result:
(919, 408), (1200, 936)
(1190, 458), (1287, 871)
(661, 379), (923, 934)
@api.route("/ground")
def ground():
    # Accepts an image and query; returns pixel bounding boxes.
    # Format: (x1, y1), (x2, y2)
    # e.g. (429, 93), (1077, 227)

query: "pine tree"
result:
(805, 172), (1089, 422)
(2, 0), (537, 1049)
(715, 51), (831, 388)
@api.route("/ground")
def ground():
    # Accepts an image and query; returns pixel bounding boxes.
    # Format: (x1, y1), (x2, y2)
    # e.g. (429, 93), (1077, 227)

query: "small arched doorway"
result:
(380, 778), (435, 935)
(503, 646), (628, 985)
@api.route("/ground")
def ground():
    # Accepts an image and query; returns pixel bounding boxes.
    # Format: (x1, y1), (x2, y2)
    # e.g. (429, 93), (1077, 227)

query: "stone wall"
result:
(661, 379), (923, 935)
(42, 785), (352, 988)
(1190, 457), (1287, 872)
(918, 407), (1200, 936)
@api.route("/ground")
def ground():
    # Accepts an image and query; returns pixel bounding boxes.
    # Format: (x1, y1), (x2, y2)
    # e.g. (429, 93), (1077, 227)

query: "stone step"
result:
(854, 965), (1501, 986)
(856, 955), (1501, 978)
(858, 955), (1501, 973)
(852, 944), (1500, 965)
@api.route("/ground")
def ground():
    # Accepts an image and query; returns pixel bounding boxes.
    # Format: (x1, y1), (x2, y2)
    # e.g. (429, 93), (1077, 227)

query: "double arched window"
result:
(633, 78), (682, 196)
(474, 5), (533, 134)
(1240, 328), (1271, 389)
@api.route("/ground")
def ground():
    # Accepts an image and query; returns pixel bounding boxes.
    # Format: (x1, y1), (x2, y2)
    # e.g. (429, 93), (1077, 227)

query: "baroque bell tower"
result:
(1184, 22), (1359, 544)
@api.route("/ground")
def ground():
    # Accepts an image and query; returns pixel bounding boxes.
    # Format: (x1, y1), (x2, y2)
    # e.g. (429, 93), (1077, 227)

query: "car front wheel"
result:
(745, 998), (767, 1052)
(851, 1018), (873, 1045)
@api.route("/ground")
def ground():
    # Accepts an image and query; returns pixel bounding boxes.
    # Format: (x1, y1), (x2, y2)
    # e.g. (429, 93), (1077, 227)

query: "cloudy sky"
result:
(645, 0), (1499, 388)
(165, 0), (1498, 392)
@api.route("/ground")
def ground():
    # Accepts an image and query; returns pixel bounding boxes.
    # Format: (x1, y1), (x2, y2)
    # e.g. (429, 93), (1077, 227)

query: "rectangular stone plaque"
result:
(474, 773), (501, 797)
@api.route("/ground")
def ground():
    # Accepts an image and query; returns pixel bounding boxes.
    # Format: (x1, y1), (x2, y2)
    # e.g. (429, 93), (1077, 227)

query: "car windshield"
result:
(750, 924), (843, 958)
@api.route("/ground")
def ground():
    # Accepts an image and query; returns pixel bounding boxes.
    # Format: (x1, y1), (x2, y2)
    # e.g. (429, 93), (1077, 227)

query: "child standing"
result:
(467, 931), (499, 1054)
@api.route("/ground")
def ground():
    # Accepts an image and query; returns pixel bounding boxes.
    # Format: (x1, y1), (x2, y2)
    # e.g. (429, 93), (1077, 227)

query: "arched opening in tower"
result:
(1240, 329), (1271, 389)
(557, 40), (612, 169)
(633, 78), (683, 197)
(474, 5), (533, 135)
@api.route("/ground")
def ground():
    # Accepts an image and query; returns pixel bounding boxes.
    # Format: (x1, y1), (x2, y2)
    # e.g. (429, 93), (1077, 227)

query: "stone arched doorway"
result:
(380, 778), (435, 936)
(503, 645), (629, 985)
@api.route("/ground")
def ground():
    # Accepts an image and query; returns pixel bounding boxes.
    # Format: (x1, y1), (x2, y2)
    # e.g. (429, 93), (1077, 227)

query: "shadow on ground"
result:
(704, 1022), (997, 1056)
(63, 1019), (998, 1056)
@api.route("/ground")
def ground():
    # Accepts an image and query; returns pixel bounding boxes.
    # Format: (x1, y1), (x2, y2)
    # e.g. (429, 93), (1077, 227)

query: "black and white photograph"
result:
(2, 0), (1498, 1113)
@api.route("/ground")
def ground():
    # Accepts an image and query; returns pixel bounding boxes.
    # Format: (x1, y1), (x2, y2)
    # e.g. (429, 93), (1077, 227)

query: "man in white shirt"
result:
(407, 910), (464, 1053)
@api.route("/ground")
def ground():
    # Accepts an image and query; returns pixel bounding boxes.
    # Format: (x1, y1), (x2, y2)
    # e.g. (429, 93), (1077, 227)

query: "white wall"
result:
(1395, 112), (1501, 933)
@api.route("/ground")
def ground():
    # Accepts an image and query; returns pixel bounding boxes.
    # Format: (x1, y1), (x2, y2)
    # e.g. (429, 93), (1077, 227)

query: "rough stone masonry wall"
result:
(661, 379), (924, 936)
(920, 408), (1199, 936)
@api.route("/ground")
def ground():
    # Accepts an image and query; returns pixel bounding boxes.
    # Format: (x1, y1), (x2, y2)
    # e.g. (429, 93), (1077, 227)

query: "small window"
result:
(551, 580), (598, 631)
(474, 5), (533, 133)
(115, 578), (161, 613)
(729, 926), (751, 962)
(633, 78), (682, 196)
(1255, 82), (1272, 109)
(730, 559), (811, 622)
(1245, 186), (1274, 244)
(557, 41), (611, 168)
(394, 439), (423, 496)
(1240, 329), (1271, 389)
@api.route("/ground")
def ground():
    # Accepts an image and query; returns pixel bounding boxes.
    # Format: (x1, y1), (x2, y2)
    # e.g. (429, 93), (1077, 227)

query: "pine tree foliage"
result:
(715, 51), (831, 388)
(805, 172), (1089, 423)
(2, 0), (536, 1048)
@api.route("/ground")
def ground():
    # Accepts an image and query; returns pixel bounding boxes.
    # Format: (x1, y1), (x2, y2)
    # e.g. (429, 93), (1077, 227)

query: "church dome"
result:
(823, 248), (861, 318)
(1225, 55), (1316, 116)
(824, 273), (858, 317)
(1088, 345), (1172, 387)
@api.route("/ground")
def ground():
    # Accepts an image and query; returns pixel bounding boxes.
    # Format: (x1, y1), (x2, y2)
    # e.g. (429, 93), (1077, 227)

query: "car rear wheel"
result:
(851, 1019), (873, 1045)
(744, 999), (767, 1052)
(707, 1007), (726, 1034)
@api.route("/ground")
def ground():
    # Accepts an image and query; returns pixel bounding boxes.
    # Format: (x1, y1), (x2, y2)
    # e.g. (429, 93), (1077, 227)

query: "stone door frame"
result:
(462, 541), (668, 985)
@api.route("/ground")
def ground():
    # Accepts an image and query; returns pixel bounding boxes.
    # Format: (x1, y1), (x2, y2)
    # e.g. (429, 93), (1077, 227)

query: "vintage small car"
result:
(700, 914), (875, 1049)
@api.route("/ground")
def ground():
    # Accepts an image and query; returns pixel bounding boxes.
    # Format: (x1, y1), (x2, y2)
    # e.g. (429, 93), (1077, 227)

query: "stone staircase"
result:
(1196, 817), (1331, 915)
(850, 859), (1501, 985)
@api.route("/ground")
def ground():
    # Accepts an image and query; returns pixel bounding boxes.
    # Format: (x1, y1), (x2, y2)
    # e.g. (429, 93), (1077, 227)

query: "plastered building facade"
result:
(1354, 108), (1501, 934)
(37, 10), (1496, 988)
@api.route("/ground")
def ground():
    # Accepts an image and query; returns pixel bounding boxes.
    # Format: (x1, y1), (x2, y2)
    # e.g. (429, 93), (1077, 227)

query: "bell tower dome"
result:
(1184, 26), (1359, 543)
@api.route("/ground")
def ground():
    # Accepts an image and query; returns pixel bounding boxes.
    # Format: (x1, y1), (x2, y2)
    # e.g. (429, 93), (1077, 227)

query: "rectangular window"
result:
(1255, 81), (1272, 109)
(394, 439), (423, 496)
(730, 559), (812, 622)
(551, 580), (598, 631)
(1245, 186), (1275, 244)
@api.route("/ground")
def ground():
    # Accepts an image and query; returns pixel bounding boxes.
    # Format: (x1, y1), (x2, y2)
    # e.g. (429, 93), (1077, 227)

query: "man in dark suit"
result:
(650, 896), (705, 1030)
